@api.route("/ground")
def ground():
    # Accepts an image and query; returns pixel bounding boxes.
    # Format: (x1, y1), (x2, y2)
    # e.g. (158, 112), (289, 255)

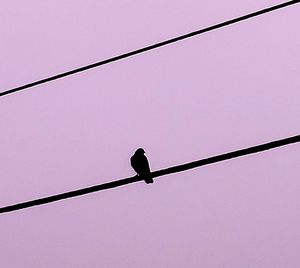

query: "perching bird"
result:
(131, 148), (153, 184)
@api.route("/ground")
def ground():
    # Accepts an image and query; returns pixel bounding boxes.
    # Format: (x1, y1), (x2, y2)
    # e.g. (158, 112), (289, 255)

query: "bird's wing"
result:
(140, 155), (151, 174)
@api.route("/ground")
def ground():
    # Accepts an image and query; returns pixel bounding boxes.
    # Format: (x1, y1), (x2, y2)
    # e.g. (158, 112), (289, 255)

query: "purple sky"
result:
(1, 1), (299, 267)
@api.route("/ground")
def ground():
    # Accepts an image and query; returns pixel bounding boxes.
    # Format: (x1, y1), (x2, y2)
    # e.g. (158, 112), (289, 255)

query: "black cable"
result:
(1, 0), (299, 98)
(1, 134), (299, 214)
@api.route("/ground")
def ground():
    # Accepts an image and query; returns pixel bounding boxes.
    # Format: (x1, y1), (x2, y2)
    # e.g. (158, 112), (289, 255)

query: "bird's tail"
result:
(143, 173), (153, 184)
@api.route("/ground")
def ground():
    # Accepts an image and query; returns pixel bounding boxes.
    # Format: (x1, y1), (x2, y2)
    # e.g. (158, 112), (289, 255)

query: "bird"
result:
(130, 148), (153, 184)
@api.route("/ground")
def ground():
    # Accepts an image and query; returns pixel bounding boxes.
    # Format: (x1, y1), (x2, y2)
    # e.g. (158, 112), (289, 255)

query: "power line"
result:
(1, 0), (299, 98)
(0, 134), (299, 215)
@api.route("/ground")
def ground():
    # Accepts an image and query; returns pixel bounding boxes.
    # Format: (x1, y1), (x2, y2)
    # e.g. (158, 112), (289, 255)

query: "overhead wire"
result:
(1, 0), (299, 98)
(1, 134), (299, 214)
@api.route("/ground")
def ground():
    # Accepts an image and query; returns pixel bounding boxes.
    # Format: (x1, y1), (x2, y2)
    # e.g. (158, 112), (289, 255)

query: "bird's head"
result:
(135, 148), (145, 154)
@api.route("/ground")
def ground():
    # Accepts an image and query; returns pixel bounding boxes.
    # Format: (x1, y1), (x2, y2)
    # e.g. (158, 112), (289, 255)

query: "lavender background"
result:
(0, 1), (299, 267)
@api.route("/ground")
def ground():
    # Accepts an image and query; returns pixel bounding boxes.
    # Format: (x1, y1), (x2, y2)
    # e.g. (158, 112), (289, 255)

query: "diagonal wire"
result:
(0, 134), (299, 215)
(1, 0), (299, 98)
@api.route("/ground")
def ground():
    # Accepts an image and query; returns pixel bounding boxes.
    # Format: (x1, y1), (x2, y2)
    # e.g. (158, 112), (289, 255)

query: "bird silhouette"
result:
(131, 148), (153, 184)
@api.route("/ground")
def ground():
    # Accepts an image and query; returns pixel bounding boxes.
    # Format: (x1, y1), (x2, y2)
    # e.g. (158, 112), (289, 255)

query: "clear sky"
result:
(0, 1), (299, 267)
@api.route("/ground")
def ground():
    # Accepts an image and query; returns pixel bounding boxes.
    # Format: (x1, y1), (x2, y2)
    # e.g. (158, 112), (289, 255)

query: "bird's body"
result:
(131, 148), (153, 184)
